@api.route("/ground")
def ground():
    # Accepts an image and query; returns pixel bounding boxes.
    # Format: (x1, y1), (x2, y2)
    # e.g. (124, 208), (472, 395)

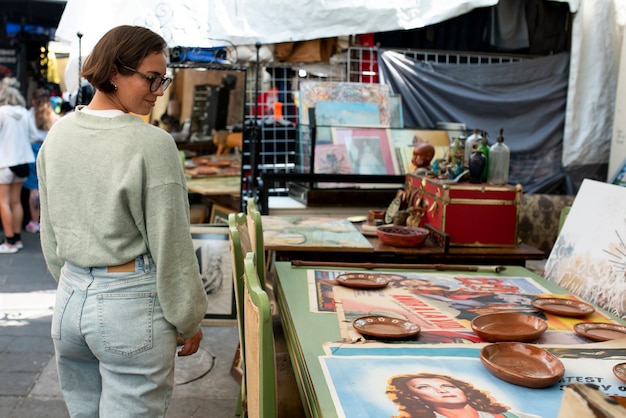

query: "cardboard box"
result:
(406, 174), (522, 247)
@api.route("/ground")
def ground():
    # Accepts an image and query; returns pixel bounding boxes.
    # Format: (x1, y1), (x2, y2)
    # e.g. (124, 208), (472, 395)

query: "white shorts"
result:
(0, 167), (26, 185)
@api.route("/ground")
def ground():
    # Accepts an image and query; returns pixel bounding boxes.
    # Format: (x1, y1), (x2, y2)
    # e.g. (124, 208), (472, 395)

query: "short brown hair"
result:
(81, 25), (168, 94)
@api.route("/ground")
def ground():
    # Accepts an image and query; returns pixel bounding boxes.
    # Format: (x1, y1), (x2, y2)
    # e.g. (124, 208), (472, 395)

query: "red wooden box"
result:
(406, 174), (522, 247)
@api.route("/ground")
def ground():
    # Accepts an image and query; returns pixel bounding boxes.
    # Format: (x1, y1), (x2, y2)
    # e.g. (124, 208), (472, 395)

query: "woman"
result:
(24, 87), (60, 234)
(0, 83), (38, 253)
(37, 25), (208, 417)
(386, 373), (540, 418)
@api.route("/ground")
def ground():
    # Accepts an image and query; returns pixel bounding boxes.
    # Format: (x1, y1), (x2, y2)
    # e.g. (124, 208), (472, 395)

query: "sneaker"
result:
(26, 221), (40, 233)
(0, 243), (18, 254)
(15, 241), (23, 250)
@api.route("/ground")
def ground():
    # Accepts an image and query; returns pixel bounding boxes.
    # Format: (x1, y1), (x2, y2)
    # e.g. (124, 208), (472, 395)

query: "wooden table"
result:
(263, 216), (545, 266)
(186, 175), (241, 197)
(273, 261), (626, 418)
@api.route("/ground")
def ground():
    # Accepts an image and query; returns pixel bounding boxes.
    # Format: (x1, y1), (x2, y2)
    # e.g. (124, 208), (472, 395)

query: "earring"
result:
(110, 81), (117, 91)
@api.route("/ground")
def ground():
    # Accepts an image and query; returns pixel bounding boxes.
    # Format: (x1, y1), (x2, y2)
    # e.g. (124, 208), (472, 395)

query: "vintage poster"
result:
(318, 343), (626, 418)
(263, 216), (373, 251)
(307, 269), (619, 344)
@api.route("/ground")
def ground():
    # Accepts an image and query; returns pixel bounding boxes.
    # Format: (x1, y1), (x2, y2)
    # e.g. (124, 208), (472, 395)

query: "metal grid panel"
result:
(242, 47), (528, 198)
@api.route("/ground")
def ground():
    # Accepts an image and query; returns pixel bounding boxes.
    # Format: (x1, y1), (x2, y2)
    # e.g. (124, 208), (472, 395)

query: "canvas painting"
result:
(387, 129), (450, 174)
(190, 225), (236, 322)
(389, 94), (404, 128)
(331, 127), (399, 175)
(544, 179), (626, 318)
(299, 81), (391, 126)
(313, 144), (353, 175)
(314, 101), (382, 127)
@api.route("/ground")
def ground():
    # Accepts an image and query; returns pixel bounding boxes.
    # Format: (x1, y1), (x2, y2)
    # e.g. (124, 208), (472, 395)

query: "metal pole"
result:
(250, 42), (262, 196)
(76, 32), (83, 106)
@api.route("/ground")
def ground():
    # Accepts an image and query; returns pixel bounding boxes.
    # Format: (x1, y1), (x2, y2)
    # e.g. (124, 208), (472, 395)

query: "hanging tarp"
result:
(56, 1), (507, 49)
(378, 50), (570, 192)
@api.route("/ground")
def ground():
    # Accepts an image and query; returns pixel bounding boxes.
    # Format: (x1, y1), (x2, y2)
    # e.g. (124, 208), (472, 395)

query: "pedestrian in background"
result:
(24, 87), (60, 234)
(0, 81), (38, 253)
(37, 25), (208, 417)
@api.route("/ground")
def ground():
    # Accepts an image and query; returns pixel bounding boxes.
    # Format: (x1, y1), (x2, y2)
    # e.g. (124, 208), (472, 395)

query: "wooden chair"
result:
(243, 252), (278, 418)
(245, 198), (268, 289)
(228, 212), (252, 415)
(229, 212), (305, 417)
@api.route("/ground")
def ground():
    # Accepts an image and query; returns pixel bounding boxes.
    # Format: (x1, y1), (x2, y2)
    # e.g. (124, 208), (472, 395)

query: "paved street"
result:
(0, 231), (240, 417)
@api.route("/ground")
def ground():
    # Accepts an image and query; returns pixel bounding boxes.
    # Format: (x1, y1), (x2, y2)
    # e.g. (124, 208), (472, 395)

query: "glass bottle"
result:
(464, 128), (482, 166)
(488, 128), (510, 185)
(478, 135), (490, 182)
(468, 149), (486, 183)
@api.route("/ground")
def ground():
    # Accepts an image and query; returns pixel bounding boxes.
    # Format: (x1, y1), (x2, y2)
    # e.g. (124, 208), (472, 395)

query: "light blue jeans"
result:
(52, 254), (177, 418)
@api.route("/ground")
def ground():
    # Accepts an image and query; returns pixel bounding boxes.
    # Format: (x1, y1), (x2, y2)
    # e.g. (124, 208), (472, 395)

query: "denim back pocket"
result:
(51, 281), (74, 340)
(97, 292), (156, 357)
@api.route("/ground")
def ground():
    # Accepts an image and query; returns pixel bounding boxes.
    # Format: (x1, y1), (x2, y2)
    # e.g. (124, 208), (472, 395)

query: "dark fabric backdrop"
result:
(377, 50), (571, 193)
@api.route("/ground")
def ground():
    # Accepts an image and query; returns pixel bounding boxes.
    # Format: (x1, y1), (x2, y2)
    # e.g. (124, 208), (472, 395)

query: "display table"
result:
(263, 215), (545, 266)
(273, 261), (626, 418)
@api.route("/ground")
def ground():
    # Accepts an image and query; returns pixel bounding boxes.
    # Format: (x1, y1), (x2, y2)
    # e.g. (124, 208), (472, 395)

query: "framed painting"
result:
(331, 127), (399, 175)
(388, 128), (451, 174)
(209, 203), (232, 225)
(190, 224), (236, 325)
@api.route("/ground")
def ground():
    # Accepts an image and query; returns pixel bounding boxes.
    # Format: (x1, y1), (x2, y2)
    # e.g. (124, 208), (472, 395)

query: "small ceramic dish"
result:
(480, 342), (565, 388)
(531, 297), (595, 317)
(353, 315), (420, 340)
(376, 226), (429, 248)
(613, 363), (626, 384)
(336, 273), (391, 289)
(471, 312), (548, 342)
(574, 322), (626, 342)
(347, 215), (367, 223)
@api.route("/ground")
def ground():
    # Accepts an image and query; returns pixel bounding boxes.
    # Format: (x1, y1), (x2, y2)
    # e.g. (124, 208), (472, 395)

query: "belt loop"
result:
(143, 254), (151, 273)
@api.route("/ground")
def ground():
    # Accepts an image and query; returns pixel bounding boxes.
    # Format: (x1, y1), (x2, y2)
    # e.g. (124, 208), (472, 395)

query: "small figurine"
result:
(411, 142), (435, 170)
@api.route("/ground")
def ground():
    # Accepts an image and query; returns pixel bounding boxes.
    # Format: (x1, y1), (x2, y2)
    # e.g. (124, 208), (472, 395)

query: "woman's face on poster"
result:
(407, 377), (468, 407)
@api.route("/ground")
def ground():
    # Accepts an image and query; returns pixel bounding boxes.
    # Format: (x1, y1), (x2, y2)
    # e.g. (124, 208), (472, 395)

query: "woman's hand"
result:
(177, 328), (203, 356)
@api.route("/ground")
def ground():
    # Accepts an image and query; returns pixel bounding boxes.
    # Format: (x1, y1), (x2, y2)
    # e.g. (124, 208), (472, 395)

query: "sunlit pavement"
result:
(0, 232), (240, 418)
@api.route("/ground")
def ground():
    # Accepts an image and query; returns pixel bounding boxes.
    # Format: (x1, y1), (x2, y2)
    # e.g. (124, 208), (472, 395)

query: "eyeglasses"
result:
(120, 65), (172, 92)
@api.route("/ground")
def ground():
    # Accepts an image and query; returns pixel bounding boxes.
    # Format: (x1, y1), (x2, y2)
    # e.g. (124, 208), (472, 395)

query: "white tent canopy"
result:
(56, 0), (507, 50)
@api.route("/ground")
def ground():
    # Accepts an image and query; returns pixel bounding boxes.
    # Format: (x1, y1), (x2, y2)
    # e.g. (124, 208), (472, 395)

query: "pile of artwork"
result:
(297, 81), (450, 178)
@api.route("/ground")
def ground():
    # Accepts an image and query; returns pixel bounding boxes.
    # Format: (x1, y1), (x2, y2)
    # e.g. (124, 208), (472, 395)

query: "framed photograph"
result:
(331, 127), (399, 175)
(190, 224), (236, 325)
(209, 203), (233, 225)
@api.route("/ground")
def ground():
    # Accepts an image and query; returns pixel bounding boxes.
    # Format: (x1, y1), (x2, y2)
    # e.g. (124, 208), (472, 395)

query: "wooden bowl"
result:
(376, 226), (429, 248)
(480, 342), (565, 388)
(471, 312), (548, 342)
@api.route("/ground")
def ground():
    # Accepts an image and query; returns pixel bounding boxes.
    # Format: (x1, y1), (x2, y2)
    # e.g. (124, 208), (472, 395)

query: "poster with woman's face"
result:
(319, 345), (626, 418)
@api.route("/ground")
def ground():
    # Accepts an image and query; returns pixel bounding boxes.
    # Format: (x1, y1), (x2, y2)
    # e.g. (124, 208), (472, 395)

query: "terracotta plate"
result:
(336, 273), (392, 289)
(574, 322), (626, 342)
(480, 342), (565, 388)
(353, 315), (420, 339)
(531, 297), (595, 317)
(613, 363), (626, 384)
(347, 215), (367, 223)
(471, 312), (547, 342)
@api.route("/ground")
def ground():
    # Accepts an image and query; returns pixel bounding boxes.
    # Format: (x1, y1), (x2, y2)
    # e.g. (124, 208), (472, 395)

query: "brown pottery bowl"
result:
(480, 342), (565, 388)
(376, 226), (429, 248)
(471, 312), (548, 342)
